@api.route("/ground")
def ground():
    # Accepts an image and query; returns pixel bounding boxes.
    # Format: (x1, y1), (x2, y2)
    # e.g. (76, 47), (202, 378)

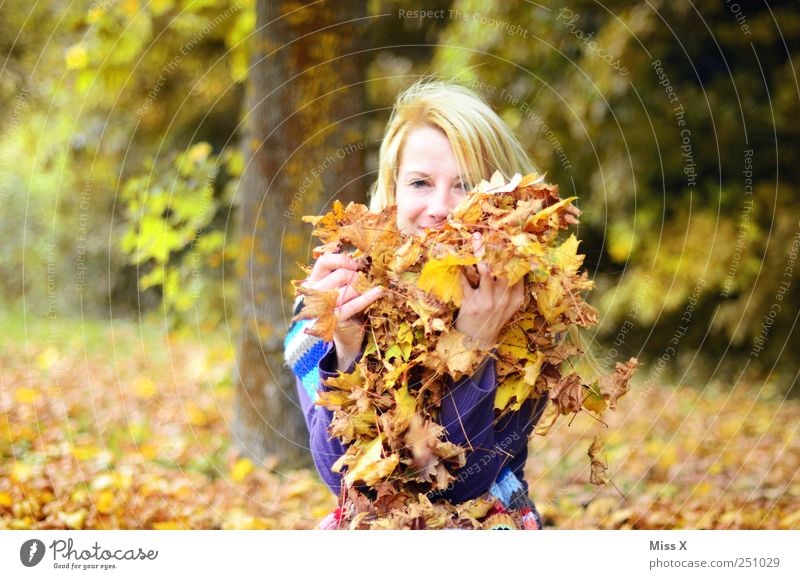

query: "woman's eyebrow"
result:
(402, 170), (465, 180)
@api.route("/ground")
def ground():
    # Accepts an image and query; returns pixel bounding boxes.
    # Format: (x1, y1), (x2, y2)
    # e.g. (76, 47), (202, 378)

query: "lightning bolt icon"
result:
(29, 542), (38, 562)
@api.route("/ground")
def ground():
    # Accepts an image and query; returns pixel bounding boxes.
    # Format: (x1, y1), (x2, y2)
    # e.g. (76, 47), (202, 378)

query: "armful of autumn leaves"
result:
(293, 172), (638, 529)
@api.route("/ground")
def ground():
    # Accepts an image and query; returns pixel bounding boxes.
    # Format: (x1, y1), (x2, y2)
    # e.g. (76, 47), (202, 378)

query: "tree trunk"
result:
(233, 0), (367, 467)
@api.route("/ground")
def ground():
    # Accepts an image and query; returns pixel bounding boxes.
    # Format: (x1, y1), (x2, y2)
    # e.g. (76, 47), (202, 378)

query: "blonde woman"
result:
(285, 79), (583, 529)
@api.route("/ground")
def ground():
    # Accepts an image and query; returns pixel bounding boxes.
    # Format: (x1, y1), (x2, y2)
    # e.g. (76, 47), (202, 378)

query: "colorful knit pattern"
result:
(283, 297), (327, 404)
(486, 466), (543, 530)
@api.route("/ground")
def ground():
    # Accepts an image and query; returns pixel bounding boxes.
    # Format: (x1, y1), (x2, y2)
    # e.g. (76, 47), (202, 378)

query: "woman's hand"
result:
(455, 232), (524, 349)
(302, 252), (383, 371)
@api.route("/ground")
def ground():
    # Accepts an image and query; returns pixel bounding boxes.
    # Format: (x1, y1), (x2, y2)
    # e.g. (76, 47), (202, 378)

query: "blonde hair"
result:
(370, 77), (605, 381)
(368, 79), (539, 212)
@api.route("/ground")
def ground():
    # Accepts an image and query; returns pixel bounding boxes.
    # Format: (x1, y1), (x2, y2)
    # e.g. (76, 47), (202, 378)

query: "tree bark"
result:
(234, 0), (367, 467)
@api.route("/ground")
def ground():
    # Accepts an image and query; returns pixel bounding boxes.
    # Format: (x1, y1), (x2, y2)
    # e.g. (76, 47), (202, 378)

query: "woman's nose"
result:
(427, 183), (453, 220)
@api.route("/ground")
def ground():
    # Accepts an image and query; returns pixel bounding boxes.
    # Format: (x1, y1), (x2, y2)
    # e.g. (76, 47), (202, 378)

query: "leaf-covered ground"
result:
(1, 314), (798, 529)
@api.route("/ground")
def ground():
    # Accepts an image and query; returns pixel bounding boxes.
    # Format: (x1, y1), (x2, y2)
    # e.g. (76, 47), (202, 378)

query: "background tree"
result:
(234, 0), (368, 465)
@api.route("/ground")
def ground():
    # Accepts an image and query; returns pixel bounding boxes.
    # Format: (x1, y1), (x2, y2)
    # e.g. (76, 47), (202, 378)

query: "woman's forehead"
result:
(398, 126), (460, 174)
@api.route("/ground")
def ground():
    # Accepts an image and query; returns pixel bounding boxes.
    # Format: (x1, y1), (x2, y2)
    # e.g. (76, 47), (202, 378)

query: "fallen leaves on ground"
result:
(0, 318), (797, 529)
(0, 323), (335, 530)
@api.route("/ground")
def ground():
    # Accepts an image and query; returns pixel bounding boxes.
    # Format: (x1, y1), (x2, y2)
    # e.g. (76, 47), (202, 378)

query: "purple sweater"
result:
(296, 341), (549, 503)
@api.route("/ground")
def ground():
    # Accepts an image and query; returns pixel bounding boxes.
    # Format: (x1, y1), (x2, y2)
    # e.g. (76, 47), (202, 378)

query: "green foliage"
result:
(0, 0), (253, 323)
(119, 142), (240, 328)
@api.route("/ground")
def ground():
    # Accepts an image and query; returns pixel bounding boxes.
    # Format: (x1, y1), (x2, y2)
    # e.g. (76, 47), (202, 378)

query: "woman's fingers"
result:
(471, 232), (489, 278)
(471, 232), (486, 259)
(460, 266), (525, 314)
(336, 287), (384, 321)
(313, 267), (360, 291)
(307, 252), (358, 282)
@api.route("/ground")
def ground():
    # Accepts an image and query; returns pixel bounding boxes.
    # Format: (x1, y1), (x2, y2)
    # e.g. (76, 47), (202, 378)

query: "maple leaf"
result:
(597, 357), (639, 411)
(582, 381), (607, 414)
(291, 285), (339, 341)
(429, 329), (489, 380)
(551, 234), (583, 277)
(417, 254), (477, 306)
(393, 235), (423, 273)
(339, 206), (397, 253)
(525, 196), (579, 232)
(392, 382), (417, 432)
(536, 275), (570, 324)
(550, 372), (583, 415)
(322, 366), (363, 392)
(301, 199), (348, 242)
(337, 435), (399, 487)
(588, 436), (609, 485)
(494, 351), (545, 411)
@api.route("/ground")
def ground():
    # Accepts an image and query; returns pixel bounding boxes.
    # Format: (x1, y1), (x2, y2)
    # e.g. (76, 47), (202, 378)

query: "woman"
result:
(285, 79), (556, 529)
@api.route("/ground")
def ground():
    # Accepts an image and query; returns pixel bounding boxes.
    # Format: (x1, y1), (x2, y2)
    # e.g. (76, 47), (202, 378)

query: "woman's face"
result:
(395, 125), (469, 236)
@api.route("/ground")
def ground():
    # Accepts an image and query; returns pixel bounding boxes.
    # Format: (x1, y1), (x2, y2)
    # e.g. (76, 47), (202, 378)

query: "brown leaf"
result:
(598, 357), (639, 411)
(550, 372), (583, 414)
(290, 285), (340, 341)
(429, 329), (489, 380)
(588, 436), (609, 485)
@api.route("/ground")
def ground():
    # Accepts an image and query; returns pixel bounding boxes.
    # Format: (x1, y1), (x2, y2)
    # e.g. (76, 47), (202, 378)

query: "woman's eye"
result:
(410, 180), (429, 189)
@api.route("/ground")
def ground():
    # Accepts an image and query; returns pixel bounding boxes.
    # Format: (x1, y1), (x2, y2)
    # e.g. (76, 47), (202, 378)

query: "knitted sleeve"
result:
(433, 357), (549, 503)
(284, 296), (348, 494)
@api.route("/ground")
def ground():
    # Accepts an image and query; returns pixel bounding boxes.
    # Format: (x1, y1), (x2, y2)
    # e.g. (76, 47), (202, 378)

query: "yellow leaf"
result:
(0, 492), (12, 507)
(230, 457), (254, 482)
(522, 351), (546, 386)
(582, 383), (607, 414)
(11, 463), (35, 483)
(133, 376), (157, 398)
(393, 383), (416, 430)
(551, 234), (583, 276)
(526, 196), (578, 229)
(186, 403), (207, 426)
(344, 435), (399, 487)
(95, 489), (116, 514)
(533, 403), (559, 436)
(15, 387), (41, 404)
(417, 254), (476, 306)
(432, 330), (486, 379)
(498, 322), (527, 355)
(58, 509), (87, 530)
(494, 374), (525, 412)
(73, 445), (99, 461)
(536, 276), (569, 323)
(322, 365), (362, 392)
(65, 45), (88, 70)
(223, 507), (270, 530)
(451, 193), (484, 222)
(153, 520), (185, 530)
(502, 255), (532, 286)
